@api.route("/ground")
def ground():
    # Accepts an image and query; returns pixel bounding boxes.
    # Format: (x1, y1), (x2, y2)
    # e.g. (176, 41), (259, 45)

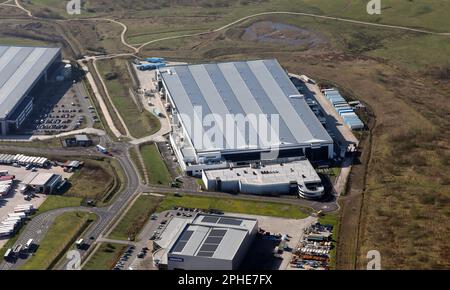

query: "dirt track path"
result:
(136, 11), (450, 52)
(5, 2), (450, 55)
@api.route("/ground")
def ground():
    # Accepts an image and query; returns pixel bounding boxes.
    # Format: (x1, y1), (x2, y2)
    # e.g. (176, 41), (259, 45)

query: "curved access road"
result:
(0, 207), (96, 270)
(0, 140), (143, 270)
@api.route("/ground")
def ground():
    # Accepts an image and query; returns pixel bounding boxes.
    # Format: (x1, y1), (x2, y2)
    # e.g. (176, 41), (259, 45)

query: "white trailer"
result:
(4, 217), (22, 222)
(19, 184), (29, 194)
(96, 145), (108, 154)
(25, 239), (34, 249)
(15, 204), (34, 211)
(19, 156), (26, 165)
(1, 221), (18, 228)
(0, 228), (13, 234)
(0, 225), (14, 231)
(14, 208), (32, 213)
(8, 212), (26, 218)
(75, 238), (84, 248)
(0, 232), (13, 238)
(3, 248), (12, 258)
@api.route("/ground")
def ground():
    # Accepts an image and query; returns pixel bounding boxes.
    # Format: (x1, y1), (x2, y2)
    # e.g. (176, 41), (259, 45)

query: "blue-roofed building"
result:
(0, 45), (62, 135)
(158, 59), (334, 176)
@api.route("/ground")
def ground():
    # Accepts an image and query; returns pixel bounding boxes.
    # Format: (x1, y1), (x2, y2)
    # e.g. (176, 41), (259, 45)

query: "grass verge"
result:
(62, 158), (125, 206)
(129, 146), (146, 183)
(83, 243), (127, 270)
(36, 196), (83, 214)
(157, 194), (311, 219)
(20, 212), (96, 270)
(318, 214), (339, 269)
(96, 58), (161, 138)
(139, 143), (171, 186)
(108, 195), (163, 241)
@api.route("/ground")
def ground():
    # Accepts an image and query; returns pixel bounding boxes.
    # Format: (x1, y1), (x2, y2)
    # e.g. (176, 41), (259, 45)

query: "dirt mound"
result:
(241, 21), (327, 47)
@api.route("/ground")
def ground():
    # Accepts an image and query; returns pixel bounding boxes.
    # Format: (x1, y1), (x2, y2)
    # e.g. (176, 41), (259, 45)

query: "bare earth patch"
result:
(242, 21), (328, 47)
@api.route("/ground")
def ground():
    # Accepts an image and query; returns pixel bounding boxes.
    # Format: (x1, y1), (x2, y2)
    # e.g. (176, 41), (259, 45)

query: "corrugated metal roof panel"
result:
(161, 59), (332, 153)
(0, 45), (61, 119)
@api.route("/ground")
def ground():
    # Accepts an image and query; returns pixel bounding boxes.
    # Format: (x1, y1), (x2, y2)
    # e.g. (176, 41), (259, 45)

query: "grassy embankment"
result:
(20, 212), (96, 270)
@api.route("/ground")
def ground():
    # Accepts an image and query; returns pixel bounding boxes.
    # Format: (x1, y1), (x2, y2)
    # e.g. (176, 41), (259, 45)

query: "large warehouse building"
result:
(154, 213), (258, 270)
(0, 45), (62, 135)
(158, 59), (333, 177)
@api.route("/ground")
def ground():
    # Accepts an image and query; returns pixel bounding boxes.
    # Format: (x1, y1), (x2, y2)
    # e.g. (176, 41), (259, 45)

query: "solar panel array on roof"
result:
(209, 229), (227, 237)
(205, 237), (222, 244)
(202, 216), (220, 223)
(200, 244), (219, 252)
(217, 217), (243, 226)
(201, 215), (243, 226)
(195, 228), (227, 257)
(196, 251), (214, 257)
(180, 230), (194, 241)
(172, 230), (194, 253)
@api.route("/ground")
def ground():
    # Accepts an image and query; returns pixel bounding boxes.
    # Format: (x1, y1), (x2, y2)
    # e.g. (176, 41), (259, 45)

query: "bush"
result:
(105, 72), (118, 80)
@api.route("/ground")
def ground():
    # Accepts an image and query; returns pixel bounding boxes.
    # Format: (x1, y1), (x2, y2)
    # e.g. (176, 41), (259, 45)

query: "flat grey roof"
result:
(28, 173), (59, 186)
(0, 45), (61, 119)
(204, 159), (322, 185)
(160, 59), (332, 153)
(169, 214), (257, 260)
(75, 134), (90, 141)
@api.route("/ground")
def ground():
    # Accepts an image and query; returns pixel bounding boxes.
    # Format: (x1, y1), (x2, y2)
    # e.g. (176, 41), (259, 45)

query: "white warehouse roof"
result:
(168, 214), (257, 260)
(204, 159), (322, 185)
(160, 59), (332, 153)
(0, 45), (61, 119)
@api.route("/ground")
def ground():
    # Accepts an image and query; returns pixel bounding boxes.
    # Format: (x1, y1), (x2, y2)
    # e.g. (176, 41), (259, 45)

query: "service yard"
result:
(233, 213), (317, 270)
(0, 164), (72, 249)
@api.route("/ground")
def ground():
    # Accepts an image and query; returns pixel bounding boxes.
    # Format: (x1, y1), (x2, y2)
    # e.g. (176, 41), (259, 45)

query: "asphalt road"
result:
(0, 140), (143, 270)
(0, 137), (338, 270)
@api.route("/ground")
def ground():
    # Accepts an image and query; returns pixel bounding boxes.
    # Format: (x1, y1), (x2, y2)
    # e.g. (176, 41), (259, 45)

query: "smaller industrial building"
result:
(154, 213), (258, 270)
(21, 172), (62, 194)
(63, 134), (93, 147)
(202, 159), (324, 199)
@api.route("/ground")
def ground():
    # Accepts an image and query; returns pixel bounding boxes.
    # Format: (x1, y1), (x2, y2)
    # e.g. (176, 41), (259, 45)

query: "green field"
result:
(0, 197), (81, 258)
(157, 195), (311, 219)
(129, 146), (146, 183)
(64, 159), (124, 205)
(318, 214), (339, 269)
(26, 0), (450, 32)
(20, 212), (96, 270)
(83, 243), (127, 270)
(36, 196), (83, 214)
(139, 143), (172, 186)
(108, 195), (163, 241)
(96, 58), (161, 139)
